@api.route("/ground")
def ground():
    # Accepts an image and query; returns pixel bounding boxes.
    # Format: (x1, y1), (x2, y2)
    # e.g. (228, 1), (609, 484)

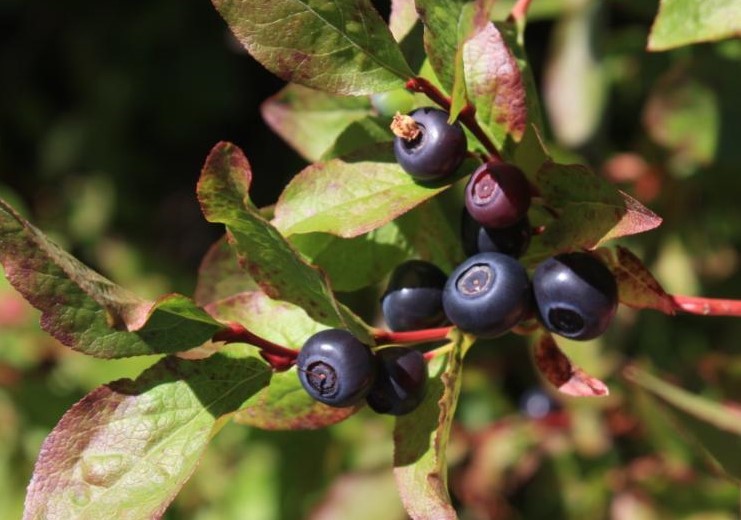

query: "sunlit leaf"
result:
(197, 141), (371, 342)
(24, 347), (271, 519)
(261, 84), (371, 163)
(393, 331), (474, 519)
(194, 236), (258, 307)
(272, 145), (477, 238)
(416, 0), (468, 93)
(213, 0), (413, 95)
(648, 0), (741, 51)
(0, 200), (222, 358)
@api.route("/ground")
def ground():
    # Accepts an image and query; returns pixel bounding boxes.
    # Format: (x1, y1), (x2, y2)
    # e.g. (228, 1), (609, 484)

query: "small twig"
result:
(671, 295), (741, 317)
(405, 77), (502, 162)
(213, 322), (298, 369)
(508, 0), (535, 24)
(373, 326), (453, 346)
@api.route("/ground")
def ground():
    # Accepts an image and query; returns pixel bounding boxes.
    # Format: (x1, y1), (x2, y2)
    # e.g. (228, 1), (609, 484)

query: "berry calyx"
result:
(296, 329), (376, 407)
(532, 252), (618, 340)
(381, 260), (449, 332)
(460, 208), (532, 258)
(442, 252), (531, 337)
(366, 347), (427, 416)
(464, 162), (531, 228)
(392, 107), (467, 181)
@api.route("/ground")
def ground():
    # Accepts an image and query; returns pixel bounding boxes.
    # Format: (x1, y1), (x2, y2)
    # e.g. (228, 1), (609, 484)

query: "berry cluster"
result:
(296, 107), (619, 415)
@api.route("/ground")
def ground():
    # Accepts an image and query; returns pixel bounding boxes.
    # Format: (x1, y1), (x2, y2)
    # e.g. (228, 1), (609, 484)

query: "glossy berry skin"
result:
(366, 347), (427, 416)
(393, 107), (467, 181)
(532, 252), (618, 340)
(460, 208), (531, 258)
(464, 162), (531, 228)
(297, 329), (376, 407)
(381, 260), (448, 332)
(442, 252), (531, 337)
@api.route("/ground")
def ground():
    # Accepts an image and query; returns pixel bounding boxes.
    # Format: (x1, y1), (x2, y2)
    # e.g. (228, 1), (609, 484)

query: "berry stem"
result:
(405, 77), (503, 162)
(213, 322), (298, 368)
(423, 342), (455, 361)
(671, 295), (741, 317)
(508, 0), (534, 24)
(373, 326), (453, 346)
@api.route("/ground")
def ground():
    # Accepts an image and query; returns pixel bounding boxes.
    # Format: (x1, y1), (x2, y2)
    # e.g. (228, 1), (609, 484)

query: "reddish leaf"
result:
(599, 246), (675, 314)
(194, 236), (258, 306)
(532, 332), (609, 397)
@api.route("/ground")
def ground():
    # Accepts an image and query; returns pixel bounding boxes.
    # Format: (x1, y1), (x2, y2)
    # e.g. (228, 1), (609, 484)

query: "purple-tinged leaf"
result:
(625, 365), (741, 482)
(273, 145), (478, 238)
(390, 0), (418, 42)
(598, 246), (675, 315)
(194, 236), (258, 306)
(261, 84), (371, 163)
(0, 200), (222, 358)
(533, 332), (609, 397)
(24, 348), (271, 519)
(524, 162), (662, 262)
(393, 331), (474, 519)
(207, 291), (360, 429)
(416, 0), (469, 93)
(213, 0), (413, 95)
(197, 142), (371, 343)
(462, 21), (541, 150)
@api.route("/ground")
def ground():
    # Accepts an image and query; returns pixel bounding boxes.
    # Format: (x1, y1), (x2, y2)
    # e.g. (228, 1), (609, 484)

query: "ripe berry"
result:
(464, 162), (531, 228)
(366, 347), (427, 416)
(297, 329), (376, 407)
(532, 252), (618, 340)
(442, 252), (531, 337)
(393, 107), (467, 181)
(381, 260), (448, 332)
(460, 208), (531, 258)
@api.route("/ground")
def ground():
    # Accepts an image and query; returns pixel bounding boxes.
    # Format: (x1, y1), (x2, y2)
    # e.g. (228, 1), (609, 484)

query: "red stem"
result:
(213, 322), (298, 362)
(374, 326), (453, 346)
(405, 77), (502, 162)
(508, 0), (534, 23)
(671, 295), (741, 317)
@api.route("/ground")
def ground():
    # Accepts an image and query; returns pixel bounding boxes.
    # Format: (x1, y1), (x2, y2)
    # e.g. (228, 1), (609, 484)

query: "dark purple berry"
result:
(381, 260), (448, 332)
(393, 107), (467, 181)
(297, 329), (376, 407)
(464, 162), (531, 228)
(366, 347), (427, 416)
(442, 253), (531, 337)
(532, 252), (618, 340)
(461, 208), (532, 258)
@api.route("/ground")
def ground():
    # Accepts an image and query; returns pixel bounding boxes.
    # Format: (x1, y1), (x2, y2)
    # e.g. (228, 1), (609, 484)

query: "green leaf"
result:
(0, 199), (222, 358)
(273, 145), (478, 238)
(648, 0), (741, 51)
(462, 20), (542, 151)
(524, 162), (662, 262)
(213, 0), (413, 95)
(196, 141), (371, 342)
(416, 0), (468, 93)
(598, 246), (676, 314)
(261, 84), (371, 163)
(23, 347), (271, 519)
(194, 236), (259, 307)
(207, 291), (360, 429)
(320, 115), (394, 160)
(625, 366), (741, 482)
(393, 331), (474, 519)
(290, 196), (462, 292)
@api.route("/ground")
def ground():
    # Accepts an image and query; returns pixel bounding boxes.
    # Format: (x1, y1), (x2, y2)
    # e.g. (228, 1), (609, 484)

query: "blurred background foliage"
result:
(0, 0), (739, 518)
